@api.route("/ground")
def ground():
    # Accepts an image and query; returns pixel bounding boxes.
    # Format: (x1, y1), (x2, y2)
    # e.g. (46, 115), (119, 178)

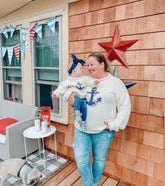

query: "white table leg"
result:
(54, 133), (57, 160)
(42, 137), (46, 169)
(23, 136), (28, 161)
(38, 138), (41, 159)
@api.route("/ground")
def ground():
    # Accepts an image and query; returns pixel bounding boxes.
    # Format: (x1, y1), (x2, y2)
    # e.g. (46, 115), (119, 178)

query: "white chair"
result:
(0, 99), (38, 160)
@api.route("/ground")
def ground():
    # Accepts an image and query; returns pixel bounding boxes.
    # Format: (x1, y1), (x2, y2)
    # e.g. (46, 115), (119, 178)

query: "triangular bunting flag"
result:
(34, 24), (42, 38)
(2, 46), (7, 58)
(20, 41), (25, 60)
(46, 16), (56, 32)
(25, 35), (30, 51)
(21, 27), (28, 40)
(7, 47), (13, 65)
(30, 29), (35, 40)
(30, 22), (38, 31)
(10, 24), (16, 37)
(30, 22), (38, 40)
(1, 26), (8, 39)
(13, 44), (20, 62)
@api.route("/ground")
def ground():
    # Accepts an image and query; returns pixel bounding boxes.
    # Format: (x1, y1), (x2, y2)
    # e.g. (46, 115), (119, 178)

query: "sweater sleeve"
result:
(53, 81), (67, 98)
(108, 78), (131, 132)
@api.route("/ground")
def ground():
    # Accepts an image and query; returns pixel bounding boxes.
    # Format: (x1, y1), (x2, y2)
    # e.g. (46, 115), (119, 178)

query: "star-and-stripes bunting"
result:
(2, 46), (7, 58)
(1, 16), (57, 63)
(10, 24), (16, 37)
(30, 29), (35, 40)
(46, 16), (56, 32)
(1, 26), (8, 38)
(30, 22), (38, 40)
(1, 16), (57, 39)
(1, 35), (30, 64)
(24, 35), (30, 51)
(7, 47), (13, 65)
(34, 24), (42, 38)
(20, 41), (25, 60)
(2, 43), (22, 64)
(13, 44), (20, 62)
(21, 27), (28, 40)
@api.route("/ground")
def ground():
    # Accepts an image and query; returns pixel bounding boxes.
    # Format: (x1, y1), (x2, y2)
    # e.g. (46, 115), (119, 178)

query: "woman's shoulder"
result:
(105, 73), (126, 89)
(103, 73), (118, 82)
(107, 73), (123, 82)
(112, 77), (127, 92)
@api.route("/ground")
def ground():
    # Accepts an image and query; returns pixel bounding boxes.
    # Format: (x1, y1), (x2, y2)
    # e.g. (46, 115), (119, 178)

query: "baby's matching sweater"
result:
(53, 75), (95, 101)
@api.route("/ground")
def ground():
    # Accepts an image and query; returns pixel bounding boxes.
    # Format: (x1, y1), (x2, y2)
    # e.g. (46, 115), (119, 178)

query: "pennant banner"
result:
(0, 17), (57, 59)
(25, 35), (30, 51)
(30, 22), (38, 31)
(46, 16), (56, 32)
(21, 27), (28, 40)
(7, 47), (13, 65)
(13, 44), (20, 62)
(1, 26), (8, 39)
(30, 22), (38, 40)
(10, 24), (16, 37)
(34, 24), (42, 38)
(2, 46), (7, 58)
(20, 41), (25, 60)
(30, 29), (35, 40)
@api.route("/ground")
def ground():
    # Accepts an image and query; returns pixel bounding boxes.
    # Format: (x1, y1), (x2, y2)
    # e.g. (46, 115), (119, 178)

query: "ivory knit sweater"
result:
(53, 75), (95, 101)
(75, 73), (131, 133)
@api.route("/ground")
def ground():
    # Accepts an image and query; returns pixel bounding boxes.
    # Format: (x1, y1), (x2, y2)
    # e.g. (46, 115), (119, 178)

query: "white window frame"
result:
(32, 14), (68, 124)
(0, 28), (24, 102)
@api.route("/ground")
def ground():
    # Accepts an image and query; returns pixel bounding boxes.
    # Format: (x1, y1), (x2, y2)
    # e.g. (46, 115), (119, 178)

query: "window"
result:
(33, 17), (61, 115)
(1, 29), (23, 103)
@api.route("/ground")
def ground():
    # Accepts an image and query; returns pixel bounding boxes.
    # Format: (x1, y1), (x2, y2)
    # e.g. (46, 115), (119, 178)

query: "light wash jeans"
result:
(74, 95), (87, 121)
(73, 128), (115, 186)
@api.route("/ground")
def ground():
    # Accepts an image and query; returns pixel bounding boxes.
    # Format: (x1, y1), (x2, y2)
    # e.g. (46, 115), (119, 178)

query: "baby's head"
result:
(68, 54), (85, 77)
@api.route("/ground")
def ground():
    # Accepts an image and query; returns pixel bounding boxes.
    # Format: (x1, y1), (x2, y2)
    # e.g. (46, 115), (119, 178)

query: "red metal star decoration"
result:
(98, 25), (138, 68)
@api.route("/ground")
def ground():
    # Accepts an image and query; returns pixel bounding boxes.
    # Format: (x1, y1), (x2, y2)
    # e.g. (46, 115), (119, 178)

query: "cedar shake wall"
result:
(45, 0), (165, 185)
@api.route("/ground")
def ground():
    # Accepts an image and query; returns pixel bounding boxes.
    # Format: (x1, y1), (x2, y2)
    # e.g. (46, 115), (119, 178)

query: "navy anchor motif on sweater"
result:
(86, 87), (101, 106)
(76, 82), (85, 90)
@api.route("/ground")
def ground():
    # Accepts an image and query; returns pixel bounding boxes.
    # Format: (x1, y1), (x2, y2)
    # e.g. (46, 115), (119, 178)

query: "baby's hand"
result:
(94, 80), (100, 85)
(51, 93), (56, 99)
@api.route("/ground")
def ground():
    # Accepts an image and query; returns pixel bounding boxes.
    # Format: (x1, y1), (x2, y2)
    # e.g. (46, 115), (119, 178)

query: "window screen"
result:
(34, 19), (61, 114)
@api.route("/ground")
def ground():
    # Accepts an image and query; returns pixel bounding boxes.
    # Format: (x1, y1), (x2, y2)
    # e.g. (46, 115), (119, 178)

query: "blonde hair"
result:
(88, 52), (113, 75)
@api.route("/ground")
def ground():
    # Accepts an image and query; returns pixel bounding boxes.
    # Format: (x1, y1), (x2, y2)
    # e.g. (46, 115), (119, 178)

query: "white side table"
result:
(23, 125), (57, 169)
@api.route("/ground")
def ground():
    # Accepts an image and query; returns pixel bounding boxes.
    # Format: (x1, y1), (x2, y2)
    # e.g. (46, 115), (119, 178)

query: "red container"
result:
(40, 107), (50, 128)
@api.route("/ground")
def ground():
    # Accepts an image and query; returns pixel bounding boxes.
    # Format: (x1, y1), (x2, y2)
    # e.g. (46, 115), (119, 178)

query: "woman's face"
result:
(87, 56), (104, 78)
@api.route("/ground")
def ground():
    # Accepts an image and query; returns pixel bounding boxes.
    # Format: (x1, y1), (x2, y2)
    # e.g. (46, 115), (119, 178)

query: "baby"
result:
(51, 54), (99, 131)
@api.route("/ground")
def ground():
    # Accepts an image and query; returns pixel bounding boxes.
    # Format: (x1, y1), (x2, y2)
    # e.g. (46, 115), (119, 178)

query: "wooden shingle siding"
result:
(128, 113), (164, 134)
(70, 32), (165, 53)
(70, 14), (165, 41)
(69, 0), (164, 29)
(45, 0), (165, 185)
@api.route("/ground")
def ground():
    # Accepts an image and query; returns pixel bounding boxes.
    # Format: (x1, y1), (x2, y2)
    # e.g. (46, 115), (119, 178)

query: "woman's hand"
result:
(68, 92), (78, 106)
(104, 121), (109, 130)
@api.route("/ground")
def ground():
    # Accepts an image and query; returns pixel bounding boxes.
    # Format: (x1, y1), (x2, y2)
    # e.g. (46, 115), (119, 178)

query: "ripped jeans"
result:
(73, 128), (115, 186)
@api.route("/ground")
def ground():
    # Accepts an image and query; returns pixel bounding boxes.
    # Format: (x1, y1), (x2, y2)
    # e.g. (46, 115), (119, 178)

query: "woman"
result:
(69, 53), (131, 186)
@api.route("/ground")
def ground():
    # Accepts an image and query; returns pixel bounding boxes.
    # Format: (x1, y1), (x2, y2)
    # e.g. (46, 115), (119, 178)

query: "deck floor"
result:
(39, 161), (129, 186)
